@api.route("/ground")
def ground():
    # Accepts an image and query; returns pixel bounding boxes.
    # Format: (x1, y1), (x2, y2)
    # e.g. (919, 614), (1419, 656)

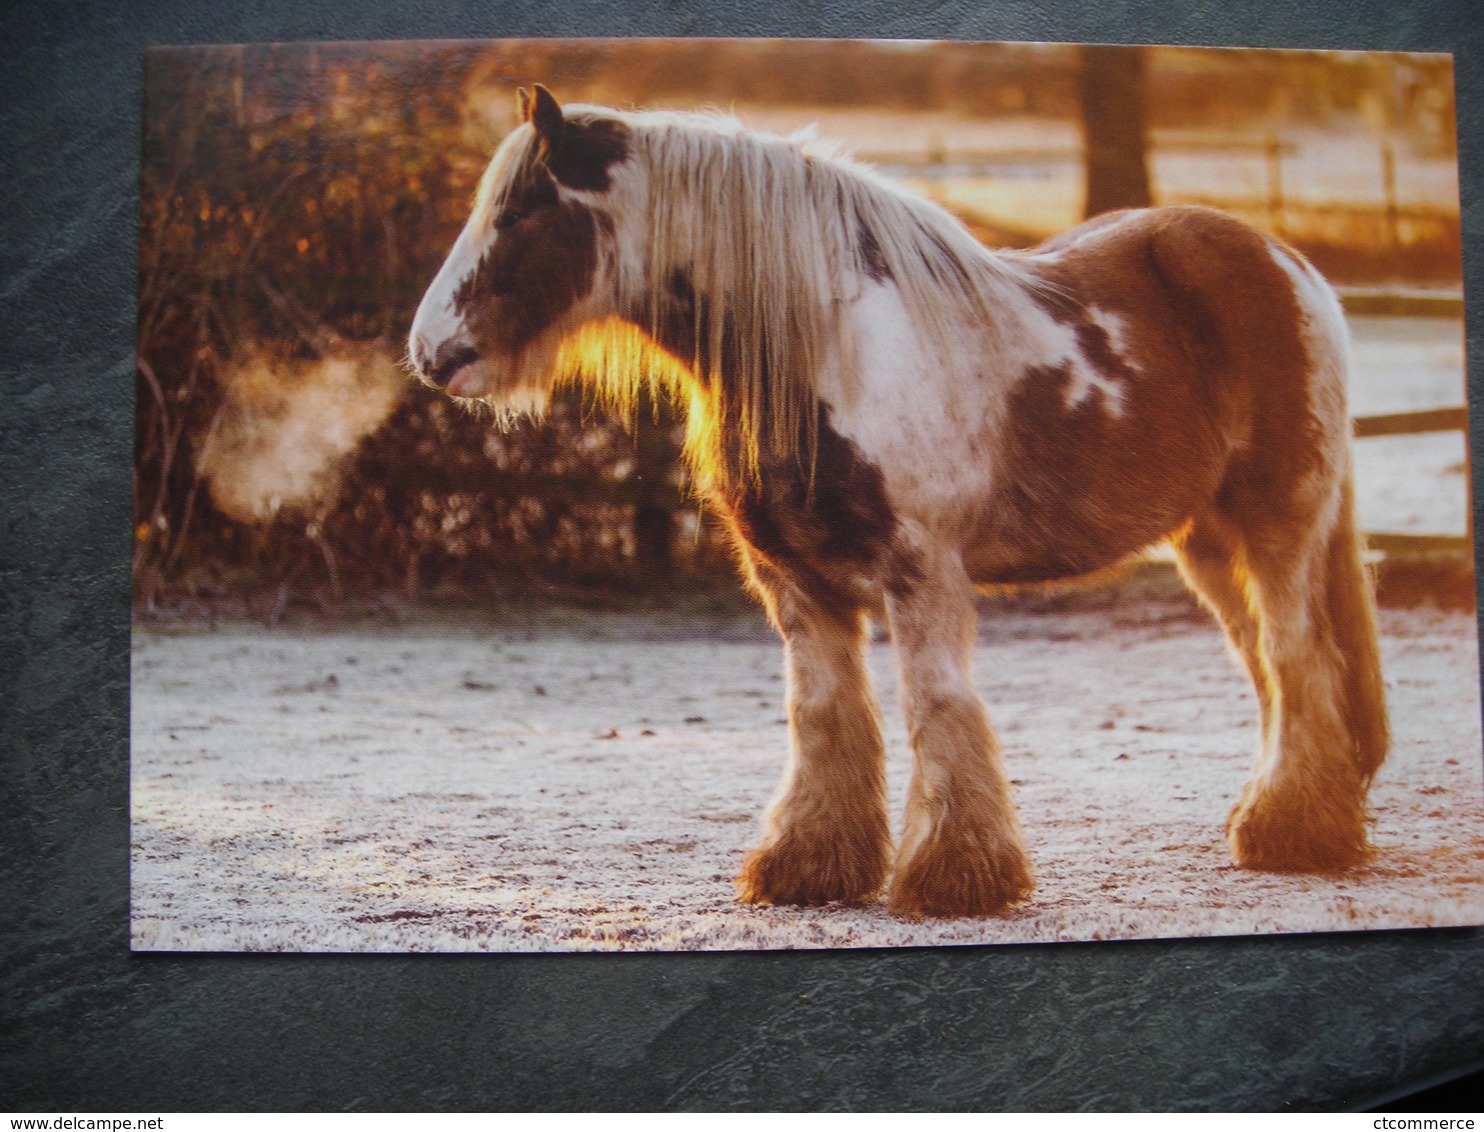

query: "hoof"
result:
(1227, 781), (1372, 872)
(736, 829), (890, 907)
(888, 824), (1033, 919)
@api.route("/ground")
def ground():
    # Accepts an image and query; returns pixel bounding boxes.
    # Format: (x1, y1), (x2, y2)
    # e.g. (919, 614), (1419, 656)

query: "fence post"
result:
(1266, 135), (1285, 236)
(1381, 139), (1399, 255)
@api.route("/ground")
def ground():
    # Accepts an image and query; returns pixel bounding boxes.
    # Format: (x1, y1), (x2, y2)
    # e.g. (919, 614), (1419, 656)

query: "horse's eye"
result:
(494, 210), (524, 231)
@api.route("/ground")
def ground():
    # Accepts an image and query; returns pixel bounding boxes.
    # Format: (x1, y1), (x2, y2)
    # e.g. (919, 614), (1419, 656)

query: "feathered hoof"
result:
(1227, 782), (1373, 872)
(736, 830), (890, 907)
(887, 828), (1034, 919)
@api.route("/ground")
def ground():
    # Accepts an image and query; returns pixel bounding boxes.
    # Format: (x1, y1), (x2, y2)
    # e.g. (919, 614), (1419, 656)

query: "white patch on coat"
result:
(823, 271), (1143, 545)
(1041, 313), (1128, 417)
(1066, 359), (1126, 414)
(822, 274), (1087, 542)
(1088, 307), (1139, 369)
(818, 279), (1002, 530)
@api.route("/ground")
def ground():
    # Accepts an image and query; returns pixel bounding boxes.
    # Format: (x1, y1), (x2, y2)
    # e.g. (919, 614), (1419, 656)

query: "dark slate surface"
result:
(1, 0), (1480, 1113)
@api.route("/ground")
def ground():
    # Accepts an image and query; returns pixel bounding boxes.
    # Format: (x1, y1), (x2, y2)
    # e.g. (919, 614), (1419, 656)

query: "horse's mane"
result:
(495, 107), (1044, 480)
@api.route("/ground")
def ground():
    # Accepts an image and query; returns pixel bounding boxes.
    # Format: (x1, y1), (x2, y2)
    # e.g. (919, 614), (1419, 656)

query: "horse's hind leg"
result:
(735, 562), (893, 906)
(885, 544), (1033, 917)
(1223, 478), (1388, 870)
(1171, 516), (1273, 742)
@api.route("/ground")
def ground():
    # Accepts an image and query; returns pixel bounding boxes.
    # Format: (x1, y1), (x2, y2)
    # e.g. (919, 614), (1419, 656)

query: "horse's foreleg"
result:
(1226, 483), (1388, 871)
(886, 549), (1033, 918)
(735, 568), (892, 906)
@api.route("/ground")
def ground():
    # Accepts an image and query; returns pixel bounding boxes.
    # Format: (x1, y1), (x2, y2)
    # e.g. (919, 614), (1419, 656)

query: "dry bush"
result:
(135, 44), (709, 616)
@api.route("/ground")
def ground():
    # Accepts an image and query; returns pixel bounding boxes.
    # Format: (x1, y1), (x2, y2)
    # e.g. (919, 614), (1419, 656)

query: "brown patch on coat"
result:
(649, 269), (700, 359)
(454, 201), (607, 356)
(715, 409), (898, 617)
(451, 114), (628, 356)
(488, 147), (560, 231)
(972, 207), (1317, 585)
(644, 268), (902, 613)
(547, 115), (631, 192)
(1144, 214), (1325, 552)
(524, 87), (631, 192)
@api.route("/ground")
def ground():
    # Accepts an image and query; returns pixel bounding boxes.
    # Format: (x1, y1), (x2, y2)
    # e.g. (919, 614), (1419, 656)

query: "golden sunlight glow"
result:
(551, 316), (687, 402)
(550, 316), (727, 480)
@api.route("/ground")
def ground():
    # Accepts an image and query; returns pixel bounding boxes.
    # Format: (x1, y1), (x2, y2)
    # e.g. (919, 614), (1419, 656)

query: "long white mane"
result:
(501, 107), (1045, 477)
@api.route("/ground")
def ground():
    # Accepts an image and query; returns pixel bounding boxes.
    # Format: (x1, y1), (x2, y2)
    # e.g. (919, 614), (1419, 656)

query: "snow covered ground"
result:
(131, 595), (1484, 953)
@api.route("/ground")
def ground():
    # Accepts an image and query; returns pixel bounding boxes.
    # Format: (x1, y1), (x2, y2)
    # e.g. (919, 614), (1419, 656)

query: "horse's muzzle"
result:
(417, 337), (481, 390)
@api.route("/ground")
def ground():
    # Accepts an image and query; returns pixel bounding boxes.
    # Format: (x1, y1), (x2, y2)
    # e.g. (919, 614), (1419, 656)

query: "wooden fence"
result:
(862, 134), (1456, 253)
(1353, 403), (1472, 556)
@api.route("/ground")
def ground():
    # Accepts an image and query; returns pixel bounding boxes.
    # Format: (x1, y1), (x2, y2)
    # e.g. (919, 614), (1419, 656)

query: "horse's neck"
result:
(631, 270), (702, 371)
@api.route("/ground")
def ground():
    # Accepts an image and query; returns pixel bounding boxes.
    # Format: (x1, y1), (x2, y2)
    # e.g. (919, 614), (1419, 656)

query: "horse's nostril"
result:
(428, 343), (481, 388)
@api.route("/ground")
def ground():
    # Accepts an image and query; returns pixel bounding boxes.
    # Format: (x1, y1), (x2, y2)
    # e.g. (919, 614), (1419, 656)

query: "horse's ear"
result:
(516, 86), (532, 123)
(529, 83), (565, 150)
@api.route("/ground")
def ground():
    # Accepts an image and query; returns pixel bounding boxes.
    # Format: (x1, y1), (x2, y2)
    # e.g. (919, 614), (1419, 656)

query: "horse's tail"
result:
(1274, 233), (1391, 784)
(1324, 476), (1390, 781)
(1275, 244), (1391, 786)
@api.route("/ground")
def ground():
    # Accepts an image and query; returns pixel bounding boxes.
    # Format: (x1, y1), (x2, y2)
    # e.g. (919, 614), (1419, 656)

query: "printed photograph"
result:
(130, 37), (1483, 951)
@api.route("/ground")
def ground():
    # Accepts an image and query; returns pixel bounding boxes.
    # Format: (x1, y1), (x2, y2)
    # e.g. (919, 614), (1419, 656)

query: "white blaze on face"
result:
(408, 211), (492, 391)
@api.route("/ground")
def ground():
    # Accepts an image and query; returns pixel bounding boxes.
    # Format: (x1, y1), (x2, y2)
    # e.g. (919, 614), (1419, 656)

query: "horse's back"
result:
(1026, 205), (1349, 467)
(1030, 205), (1341, 367)
(967, 207), (1349, 585)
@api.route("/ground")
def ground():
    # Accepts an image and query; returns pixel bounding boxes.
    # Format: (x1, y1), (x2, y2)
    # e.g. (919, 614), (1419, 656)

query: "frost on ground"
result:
(131, 591), (1484, 952)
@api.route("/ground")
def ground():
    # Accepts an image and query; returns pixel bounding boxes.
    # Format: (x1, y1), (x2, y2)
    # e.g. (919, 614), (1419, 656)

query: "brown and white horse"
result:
(409, 86), (1388, 918)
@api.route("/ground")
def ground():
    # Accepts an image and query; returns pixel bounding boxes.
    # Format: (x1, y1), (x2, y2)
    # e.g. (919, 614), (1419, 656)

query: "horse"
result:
(408, 85), (1388, 918)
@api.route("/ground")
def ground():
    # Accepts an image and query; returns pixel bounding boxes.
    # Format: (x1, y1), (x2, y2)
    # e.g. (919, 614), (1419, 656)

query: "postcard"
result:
(131, 37), (1481, 951)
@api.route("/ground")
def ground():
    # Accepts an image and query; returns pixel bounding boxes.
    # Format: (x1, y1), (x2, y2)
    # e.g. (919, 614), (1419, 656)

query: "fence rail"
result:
(1365, 532), (1471, 555)
(1353, 405), (1472, 555)
(1339, 291), (1464, 318)
(1353, 405), (1469, 439)
(864, 132), (1459, 255)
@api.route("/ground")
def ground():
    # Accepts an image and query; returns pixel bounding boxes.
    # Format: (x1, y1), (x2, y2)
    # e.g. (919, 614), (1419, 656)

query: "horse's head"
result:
(409, 86), (633, 409)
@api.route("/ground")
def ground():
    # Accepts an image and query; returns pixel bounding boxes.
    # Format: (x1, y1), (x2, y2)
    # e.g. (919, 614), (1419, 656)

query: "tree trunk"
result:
(1079, 45), (1153, 219)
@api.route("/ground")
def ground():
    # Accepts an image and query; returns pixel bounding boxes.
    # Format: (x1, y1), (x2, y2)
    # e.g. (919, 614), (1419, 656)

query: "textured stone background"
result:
(2, 0), (1481, 1112)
